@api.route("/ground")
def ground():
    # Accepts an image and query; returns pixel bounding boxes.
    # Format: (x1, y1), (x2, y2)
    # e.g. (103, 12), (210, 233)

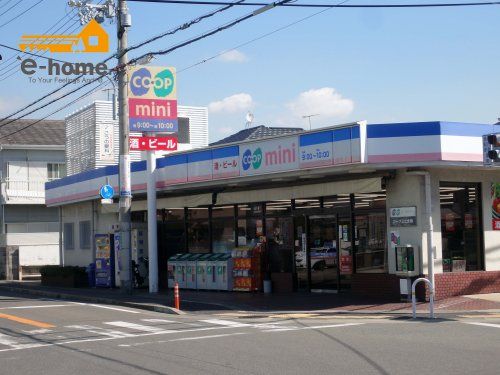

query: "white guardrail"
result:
(412, 277), (435, 319)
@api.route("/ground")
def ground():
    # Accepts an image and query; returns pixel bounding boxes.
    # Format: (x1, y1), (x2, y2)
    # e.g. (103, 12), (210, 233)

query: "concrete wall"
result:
(62, 201), (119, 267)
(385, 170), (427, 275)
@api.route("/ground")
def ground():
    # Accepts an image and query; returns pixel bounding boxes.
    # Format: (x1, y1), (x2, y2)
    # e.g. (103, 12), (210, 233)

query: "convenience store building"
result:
(46, 121), (500, 299)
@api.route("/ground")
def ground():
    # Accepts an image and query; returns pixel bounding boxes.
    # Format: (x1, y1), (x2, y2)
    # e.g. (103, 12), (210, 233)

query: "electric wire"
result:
(0, 0), (46, 30)
(0, 0), (21, 18)
(178, 0), (348, 73)
(0, 80), (110, 140)
(128, 0), (500, 8)
(0, 0), (260, 124)
(0, 10), (80, 79)
(0, 44), (71, 64)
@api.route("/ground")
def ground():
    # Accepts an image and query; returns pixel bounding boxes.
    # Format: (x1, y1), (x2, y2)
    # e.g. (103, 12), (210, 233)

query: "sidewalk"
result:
(1, 280), (500, 316)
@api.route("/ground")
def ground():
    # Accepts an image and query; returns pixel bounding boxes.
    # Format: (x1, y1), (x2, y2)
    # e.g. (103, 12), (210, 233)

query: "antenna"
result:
(302, 113), (320, 130)
(245, 112), (254, 129)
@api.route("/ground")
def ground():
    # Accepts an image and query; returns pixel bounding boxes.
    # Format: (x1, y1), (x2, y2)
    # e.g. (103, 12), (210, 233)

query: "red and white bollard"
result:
(174, 282), (180, 310)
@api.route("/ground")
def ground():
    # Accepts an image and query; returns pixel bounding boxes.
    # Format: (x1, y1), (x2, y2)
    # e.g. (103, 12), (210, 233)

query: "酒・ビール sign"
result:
(129, 136), (178, 151)
(390, 206), (417, 227)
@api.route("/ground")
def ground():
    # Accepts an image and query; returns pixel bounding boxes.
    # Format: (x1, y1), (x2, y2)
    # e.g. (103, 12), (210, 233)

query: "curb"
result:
(0, 285), (182, 315)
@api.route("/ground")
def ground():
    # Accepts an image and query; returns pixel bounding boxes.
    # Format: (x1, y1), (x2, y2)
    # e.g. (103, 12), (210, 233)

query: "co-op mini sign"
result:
(127, 66), (177, 132)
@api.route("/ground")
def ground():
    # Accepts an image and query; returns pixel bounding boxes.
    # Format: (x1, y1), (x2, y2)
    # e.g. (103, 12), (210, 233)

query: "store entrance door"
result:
(308, 215), (339, 292)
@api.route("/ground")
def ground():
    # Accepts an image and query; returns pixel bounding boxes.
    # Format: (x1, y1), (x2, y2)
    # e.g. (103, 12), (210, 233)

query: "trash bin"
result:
(216, 253), (233, 291)
(167, 254), (183, 288)
(206, 254), (222, 290)
(87, 263), (96, 288)
(186, 254), (202, 289)
(196, 253), (213, 290)
(175, 253), (191, 289)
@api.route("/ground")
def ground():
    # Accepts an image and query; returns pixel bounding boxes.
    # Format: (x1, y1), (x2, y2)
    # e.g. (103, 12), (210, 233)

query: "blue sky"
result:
(0, 0), (499, 142)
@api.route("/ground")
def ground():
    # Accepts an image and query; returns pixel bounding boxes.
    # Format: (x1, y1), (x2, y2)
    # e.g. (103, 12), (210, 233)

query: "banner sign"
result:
(129, 136), (178, 151)
(127, 66), (178, 132)
(492, 183), (500, 230)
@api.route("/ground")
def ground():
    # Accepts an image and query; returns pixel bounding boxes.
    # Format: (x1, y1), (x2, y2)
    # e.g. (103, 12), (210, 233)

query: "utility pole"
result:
(117, 0), (133, 294)
(69, 0), (132, 293)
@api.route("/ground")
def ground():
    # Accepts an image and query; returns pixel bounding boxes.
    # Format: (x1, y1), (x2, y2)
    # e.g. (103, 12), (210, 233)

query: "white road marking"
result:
(104, 321), (166, 333)
(0, 304), (72, 310)
(464, 322), (500, 329)
(0, 333), (18, 347)
(200, 319), (253, 328)
(66, 325), (135, 338)
(169, 332), (247, 342)
(263, 323), (364, 332)
(141, 319), (176, 324)
(73, 302), (141, 314)
(22, 329), (52, 335)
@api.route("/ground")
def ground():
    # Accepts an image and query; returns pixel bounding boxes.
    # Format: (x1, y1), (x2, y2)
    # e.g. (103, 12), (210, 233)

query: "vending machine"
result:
(95, 234), (115, 288)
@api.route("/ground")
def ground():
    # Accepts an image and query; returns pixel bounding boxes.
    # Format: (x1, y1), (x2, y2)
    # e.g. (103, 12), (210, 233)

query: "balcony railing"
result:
(1, 178), (57, 204)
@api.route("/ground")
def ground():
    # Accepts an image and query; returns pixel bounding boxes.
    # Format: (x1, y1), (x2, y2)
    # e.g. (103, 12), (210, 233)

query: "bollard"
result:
(174, 282), (180, 310)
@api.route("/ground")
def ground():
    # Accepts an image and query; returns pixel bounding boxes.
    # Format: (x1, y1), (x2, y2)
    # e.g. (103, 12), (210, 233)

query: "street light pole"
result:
(117, 0), (132, 294)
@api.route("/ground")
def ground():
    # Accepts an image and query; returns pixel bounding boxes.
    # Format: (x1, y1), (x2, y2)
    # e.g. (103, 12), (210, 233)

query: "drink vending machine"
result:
(95, 234), (115, 288)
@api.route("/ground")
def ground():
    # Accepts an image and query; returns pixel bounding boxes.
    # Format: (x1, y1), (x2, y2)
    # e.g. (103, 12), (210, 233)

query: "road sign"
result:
(129, 136), (178, 151)
(101, 198), (113, 205)
(100, 184), (114, 199)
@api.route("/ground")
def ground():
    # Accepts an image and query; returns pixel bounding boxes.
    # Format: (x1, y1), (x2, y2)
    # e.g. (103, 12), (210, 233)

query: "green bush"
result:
(40, 265), (87, 279)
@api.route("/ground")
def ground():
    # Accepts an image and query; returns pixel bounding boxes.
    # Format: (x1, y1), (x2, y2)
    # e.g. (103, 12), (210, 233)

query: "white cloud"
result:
(286, 87), (354, 119)
(218, 50), (247, 63)
(208, 93), (253, 113)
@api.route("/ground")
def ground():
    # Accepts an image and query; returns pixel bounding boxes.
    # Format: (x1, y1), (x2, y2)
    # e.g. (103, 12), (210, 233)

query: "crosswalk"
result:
(0, 317), (365, 352)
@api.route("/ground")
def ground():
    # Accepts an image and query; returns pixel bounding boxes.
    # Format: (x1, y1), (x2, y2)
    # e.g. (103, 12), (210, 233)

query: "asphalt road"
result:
(0, 291), (499, 375)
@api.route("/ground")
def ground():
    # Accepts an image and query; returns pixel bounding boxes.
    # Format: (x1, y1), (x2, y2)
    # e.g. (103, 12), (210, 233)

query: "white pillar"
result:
(147, 150), (158, 293)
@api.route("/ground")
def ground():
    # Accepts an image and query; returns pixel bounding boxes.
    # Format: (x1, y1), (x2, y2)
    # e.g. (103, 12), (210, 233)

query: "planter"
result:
(41, 274), (88, 288)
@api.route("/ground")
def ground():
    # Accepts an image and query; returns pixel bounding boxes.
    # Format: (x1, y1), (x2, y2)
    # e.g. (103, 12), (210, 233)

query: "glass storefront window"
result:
(187, 208), (210, 253)
(266, 217), (294, 273)
(354, 191), (387, 273)
(440, 183), (483, 272)
(294, 198), (320, 210)
(212, 206), (235, 253)
(265, 200), (292, 216)
(238, 203), (264, 217)
(164, 209), (184, 221)
(237, 218), (263, 248)
(323, 194), (351, 210)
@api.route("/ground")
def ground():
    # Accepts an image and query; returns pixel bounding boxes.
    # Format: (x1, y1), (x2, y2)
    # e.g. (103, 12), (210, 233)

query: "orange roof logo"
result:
(19, 19), (109, 53)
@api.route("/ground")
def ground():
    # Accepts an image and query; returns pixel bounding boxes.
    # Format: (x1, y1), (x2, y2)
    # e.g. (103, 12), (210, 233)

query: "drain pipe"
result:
(406, 170), (435, 296)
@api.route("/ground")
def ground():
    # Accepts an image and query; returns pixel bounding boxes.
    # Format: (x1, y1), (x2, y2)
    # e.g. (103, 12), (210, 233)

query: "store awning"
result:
(216, 177), (382, 205)
(131, 193), (213, 211)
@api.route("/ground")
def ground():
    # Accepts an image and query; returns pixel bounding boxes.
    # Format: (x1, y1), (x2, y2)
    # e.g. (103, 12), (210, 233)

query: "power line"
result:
(0, 0), (46, 30)
(0, 0), (253, 124)
(129, 0), (293, 65)
(0, 43), (71, 64)
(128, 0), (500, 7)
(179, 0), (348, 73)
(0, 0), (21, 18)
(0, 80), (110, 141)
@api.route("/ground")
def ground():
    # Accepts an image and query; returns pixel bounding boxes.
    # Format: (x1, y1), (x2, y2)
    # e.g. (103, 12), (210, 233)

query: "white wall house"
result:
(65, 101), (209, 175)
(0, 119), (65, 279)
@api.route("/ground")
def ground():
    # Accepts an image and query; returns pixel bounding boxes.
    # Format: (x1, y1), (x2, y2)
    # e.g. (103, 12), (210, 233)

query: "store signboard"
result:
(99, 122), (114, 161)
(188, 150), (213, 182)
(333, 128), (353, 164)
(128, 66), (178, 132)
(240, 136), (299, 176)
(212, 146), (240, 179)
(299, 131), (333, 169)
(156, 154), (187, 187)
(492, 183), (500, 230)
(129, 136), (178, 151)
(390, 206), (417, 227)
